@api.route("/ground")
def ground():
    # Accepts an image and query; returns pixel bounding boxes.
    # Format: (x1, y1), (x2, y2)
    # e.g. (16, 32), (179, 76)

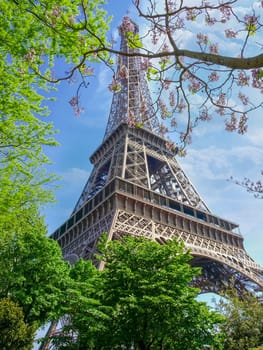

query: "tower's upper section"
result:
(103, 17), (161, 140)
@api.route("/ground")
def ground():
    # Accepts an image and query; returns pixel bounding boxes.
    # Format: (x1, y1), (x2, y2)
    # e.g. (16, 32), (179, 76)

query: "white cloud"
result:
(97, 67), (112, 93)
(60, 167), (90, 190)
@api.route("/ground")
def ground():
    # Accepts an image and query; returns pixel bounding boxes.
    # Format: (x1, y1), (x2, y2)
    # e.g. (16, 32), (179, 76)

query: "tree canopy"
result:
(0, 220), (71, 330)
(51, 235), (223, 350)
(216, 289), (263, 350)
(0, 298), (35, 350)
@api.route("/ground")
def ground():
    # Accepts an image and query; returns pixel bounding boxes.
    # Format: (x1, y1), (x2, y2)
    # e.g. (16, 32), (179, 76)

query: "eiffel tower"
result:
(50, 17), (263, 294)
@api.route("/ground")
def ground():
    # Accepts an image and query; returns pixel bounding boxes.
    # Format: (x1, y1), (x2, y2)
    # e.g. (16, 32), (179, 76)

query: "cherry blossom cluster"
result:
(158, 99), (170, 119)
(82, 66), (94, 76)
(186, 9), (199, 22)
(252, 69), (263, 90)
(140, 58), (151, 71)
(24, 48), (36, 63)
(177, 99), (187, 113)
(140, 100), (148, 115)
(219, 5), (232, 22)
(199, 108), (212, 121)
(170, 117), (177, 128)
(119, 65), (129, 79)
(216, 93), (227, 116)
(169, 91), (175, 107)
(196, 33), (209, 50)
(238, 92), (249, 106)
(165, 140), (177, 152)
(158, 123), (169, 136)
(188, 79), (202, 94)
(237, 71), (250, 86)
(126, 110), (138, 128)
(225, 29), (237, 38)
(51, 6), (61, 18)
(231, 175), (263, 199)
(209, 44), (219, 55)
(208, 71), (219, 82)
(225, 113), (248, 134)
(151, 29), (159, 45)
(69, 96), (84, 116)
(180, 130), (192, 145)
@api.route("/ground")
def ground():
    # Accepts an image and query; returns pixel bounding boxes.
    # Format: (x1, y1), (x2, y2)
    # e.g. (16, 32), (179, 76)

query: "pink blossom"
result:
(69, 96), (78, 107)
(175, 17), (184, 29)
(186, 9), (197, 21)
(166, 141), (177, 152)
(238, 92), (249, 105)
(219, 5), (231, 22)
(171, 117), (177, 128)
(252, 69), (263, 89)
(126, 110), (138, 127)
(151, 30), (159, 45)
(238, 113), (248, 134)
(177, 98), (186, 113)
(140, 100), (148, 114)
(180, 131), (192, 145)
(74, 107), (84, 117)
(199, 108), (212, 121)
(208, 71), (219, 82)
(209, 44), (219, 55)
(158, 99), (170, 119)
(24, 48), (36, 63)
(83, 67), (94, 76)
(225, 113), (237, 132)
(196, 33), (209, 50)
(205, 16), (216, 26)
(237, 71), (250, 86)
(140, 58), (151, 71)
(225, 29), (237, 38)
(225, 113), (248, 134)
(159, 124), (169, 136)
(52, 6), (61, 17)
(244, 14), (257, 25)
(169, 91), (175, 107)
(217, 93), (226, 106)
(188, 80), (201, 94)
(119, 65), (129, 79)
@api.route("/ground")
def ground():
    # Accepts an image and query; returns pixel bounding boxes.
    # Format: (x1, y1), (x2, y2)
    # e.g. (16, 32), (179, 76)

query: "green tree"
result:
(0, 0), (111, 232)
(216, 289), (263, 350)
(0, 219), (71, 330)
(0, 297), (34, 350)
(49, 259), (110, 350)
(55, 235), (223, 350)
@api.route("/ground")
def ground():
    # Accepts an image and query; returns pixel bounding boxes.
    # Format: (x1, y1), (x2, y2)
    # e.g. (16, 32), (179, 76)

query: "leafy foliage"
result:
(0, 0), (112, 231)
(0, 297), (35, 350)
(53, 235), (223, 349)
(0, 221), (71, 329)
(216, 289), (263, 350)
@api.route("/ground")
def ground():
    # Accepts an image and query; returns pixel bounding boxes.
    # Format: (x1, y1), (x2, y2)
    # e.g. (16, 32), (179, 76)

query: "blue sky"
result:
(42, 0), (263, 270)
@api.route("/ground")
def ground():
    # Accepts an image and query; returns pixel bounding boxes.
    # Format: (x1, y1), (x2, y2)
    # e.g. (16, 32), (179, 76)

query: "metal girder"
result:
(73, 125), (209, 213)
(111, 209), (263, 292)
(103, 21), (160, 140)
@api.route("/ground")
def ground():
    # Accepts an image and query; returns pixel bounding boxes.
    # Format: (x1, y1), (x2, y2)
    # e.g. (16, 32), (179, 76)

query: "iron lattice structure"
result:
(51, 17), (263, 293)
